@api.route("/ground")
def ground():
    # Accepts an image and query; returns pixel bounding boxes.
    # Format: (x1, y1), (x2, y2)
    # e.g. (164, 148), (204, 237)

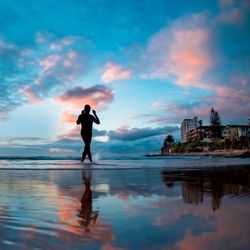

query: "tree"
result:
(209, 107), (222, 138)
(161, 134), (175, 154)
(164, 134), (174, 146)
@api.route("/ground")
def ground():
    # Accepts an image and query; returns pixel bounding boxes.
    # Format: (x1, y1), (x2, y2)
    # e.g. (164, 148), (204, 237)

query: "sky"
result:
(0, 0), (250, 157)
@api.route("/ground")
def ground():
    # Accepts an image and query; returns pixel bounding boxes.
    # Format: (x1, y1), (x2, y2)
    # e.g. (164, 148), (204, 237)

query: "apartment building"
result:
(181, 117), (199, 142)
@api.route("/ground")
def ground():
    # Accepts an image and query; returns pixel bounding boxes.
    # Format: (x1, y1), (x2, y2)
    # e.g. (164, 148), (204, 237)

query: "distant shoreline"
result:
(145, 149), (250, 158)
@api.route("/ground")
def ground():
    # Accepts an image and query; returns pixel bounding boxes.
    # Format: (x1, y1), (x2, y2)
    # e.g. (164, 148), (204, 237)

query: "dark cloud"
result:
(0, 125), (179, 157)
(108, 126), (179, 141)
(56, 85), (114, 110)
(57, 126), (107, 140)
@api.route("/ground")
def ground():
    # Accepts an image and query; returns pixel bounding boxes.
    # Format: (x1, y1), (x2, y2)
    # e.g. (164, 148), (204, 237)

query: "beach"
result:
(147, 149), (250, 158)
(0, 157), (250, 250)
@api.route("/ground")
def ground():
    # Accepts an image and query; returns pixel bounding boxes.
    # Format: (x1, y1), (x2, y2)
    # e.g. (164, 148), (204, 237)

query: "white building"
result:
(181, 117), (199, 142)
(222, 125), (250, 141)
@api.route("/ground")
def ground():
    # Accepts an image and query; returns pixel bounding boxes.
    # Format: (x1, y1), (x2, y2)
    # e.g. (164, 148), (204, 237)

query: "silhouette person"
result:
(76, 104), (100, 162)
(78, 170), (98, 231)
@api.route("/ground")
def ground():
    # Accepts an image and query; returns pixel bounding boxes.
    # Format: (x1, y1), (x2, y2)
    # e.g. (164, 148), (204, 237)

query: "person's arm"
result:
(76, 114), (82, 125)
(92, 110), (100, 124)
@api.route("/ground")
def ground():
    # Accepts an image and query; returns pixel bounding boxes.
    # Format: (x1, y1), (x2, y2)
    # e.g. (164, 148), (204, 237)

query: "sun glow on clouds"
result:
(168, 28), (210, 87)
(142, 14), (211, 89)
(48, 148), (75, 153)
(94, 135), (110, 142)
(101, 62), (131, 83)
(60, 111), (77, 123)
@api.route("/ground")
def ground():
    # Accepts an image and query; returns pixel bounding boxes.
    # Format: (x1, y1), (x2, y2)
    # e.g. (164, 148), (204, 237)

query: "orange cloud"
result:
(57, 126), (79, 140)
(61, 111), (77, 123)
(101, 62), (131, 83)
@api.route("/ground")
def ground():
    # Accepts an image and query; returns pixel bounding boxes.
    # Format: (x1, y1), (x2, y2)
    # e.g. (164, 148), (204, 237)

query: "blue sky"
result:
(0, 0), (249, 157)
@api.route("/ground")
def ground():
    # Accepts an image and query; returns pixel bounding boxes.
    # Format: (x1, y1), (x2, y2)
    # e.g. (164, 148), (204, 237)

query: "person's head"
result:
(84, 104), (91, 114)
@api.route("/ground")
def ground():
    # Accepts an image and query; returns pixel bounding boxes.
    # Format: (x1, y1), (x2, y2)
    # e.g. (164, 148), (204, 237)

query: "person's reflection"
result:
(78, 170), (98, 231)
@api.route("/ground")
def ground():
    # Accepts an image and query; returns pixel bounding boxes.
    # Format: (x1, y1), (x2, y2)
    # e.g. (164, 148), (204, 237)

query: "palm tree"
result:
(164, 134), (174, 146)
(161, 134), (174, 154)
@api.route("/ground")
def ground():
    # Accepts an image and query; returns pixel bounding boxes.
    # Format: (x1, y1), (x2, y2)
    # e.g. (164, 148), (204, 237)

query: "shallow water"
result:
(0, 159), (250, 249)
(1, 156), (250, 170)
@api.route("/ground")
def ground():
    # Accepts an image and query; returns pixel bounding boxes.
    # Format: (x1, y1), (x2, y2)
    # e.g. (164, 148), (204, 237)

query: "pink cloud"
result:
(0, 111), (6, 121)
(219, 0), (236, 8)
(152, 71), (250, 124)
(211, 86), (250, 119)
(168, 29), (210, 87)
(21, 87), (41, 104)
(217, 0), (250, 25)
(55, 85), (114, 110)
(63, 60), (71, 67)
(142, 14), (211, 88)
(101, 62), (131, 83)
(39, 54), (61, 70)
(50, 43), (63, 51)
(152, 100), (210, 124)
(219, 7), (245, 24)
(14, 34), (88, 106)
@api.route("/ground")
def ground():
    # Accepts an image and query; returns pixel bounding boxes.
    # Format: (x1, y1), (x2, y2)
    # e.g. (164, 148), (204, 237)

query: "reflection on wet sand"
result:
(1, 166), (250, 250)
(78, 170), (98, 231)
(162, 166), (250, 211)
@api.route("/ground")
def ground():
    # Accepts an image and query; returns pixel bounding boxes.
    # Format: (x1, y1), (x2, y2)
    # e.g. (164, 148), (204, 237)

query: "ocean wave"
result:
(0, 157), (250, 171)
(0, 156), (80, 161)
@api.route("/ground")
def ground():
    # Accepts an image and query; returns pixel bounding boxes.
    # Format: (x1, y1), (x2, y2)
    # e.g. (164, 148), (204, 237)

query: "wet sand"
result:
(0, 164), (250, 250)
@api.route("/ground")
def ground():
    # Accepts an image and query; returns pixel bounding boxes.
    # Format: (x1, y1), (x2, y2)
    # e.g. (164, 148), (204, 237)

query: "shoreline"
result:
(146, 149), (250, 158)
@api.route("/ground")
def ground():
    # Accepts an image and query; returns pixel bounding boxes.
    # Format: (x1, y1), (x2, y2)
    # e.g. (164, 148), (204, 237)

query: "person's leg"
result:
(81, 133), (87, 162)
(81, 149), (87, 162)
(85, 135), (92, 162)
(87, 147), (92, 162)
